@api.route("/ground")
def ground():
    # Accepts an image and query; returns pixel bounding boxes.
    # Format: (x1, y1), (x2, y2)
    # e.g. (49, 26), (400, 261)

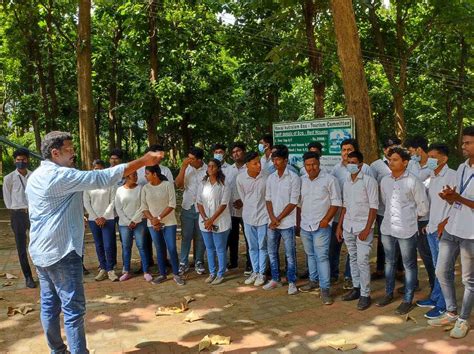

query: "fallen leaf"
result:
(155, 303), (187, 316)
(209, 335), (231, 345)
(405, 314), (418, 324)
(223, 303), (234, 309)
(91, 295), (137, 304)
(0, 273), (6, 277)
(5, 273), (18, 279)
(184, 296), (195, 305)
(184, 311), (203, 323)
(0, 296), (5, 301)
(328, 339), (357, 351)
(7, 306), (34, 317)
(2, 281), (13, 287)
(198, 335), (211, 352)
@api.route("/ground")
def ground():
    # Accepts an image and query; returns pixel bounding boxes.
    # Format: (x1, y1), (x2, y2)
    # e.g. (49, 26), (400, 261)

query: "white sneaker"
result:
(95, 269), (108, 281)
(244, 272), (258, 285)
(254, 274), (266, 287)
(288, 282), (298, 295)
(108, 270), (119, 282)
(450, 319), (470, 339)
(262, 280), (282, 290)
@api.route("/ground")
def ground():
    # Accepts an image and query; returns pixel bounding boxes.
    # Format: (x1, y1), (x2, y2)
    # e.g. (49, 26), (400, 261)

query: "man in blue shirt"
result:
(26, 131), (163, 354)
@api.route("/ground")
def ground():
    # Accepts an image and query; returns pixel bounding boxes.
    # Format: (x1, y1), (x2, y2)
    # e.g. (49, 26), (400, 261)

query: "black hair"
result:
(147, 144), (165, 153)
(388, 147), (411, 162)
(303, 151), (320, 161)
(189, 146), (204, 160)
(261, 134), (273, 147)
(348, 151), (364, 163)
(427, 143), (450, 156)
(272, 148), (289, 160)
(92, 159), (106, 167)
(307, 141), (323, 152)
(230, 142), (246, 152)
(109, 148), (123, 159)
(340, 138), (359, 151)
(212, 143), (227, 152)
(382, 137), (402, 149)
(244, 151), (260, 163)
(13, 148), (29, 159)
(462, 126), (474, 137)
(203, 158), (226, 185)
(272, 144), (289, 153)
(145, 164), (168, 181)
(41, 131), (73, 159)
(405, 136), (428, 152)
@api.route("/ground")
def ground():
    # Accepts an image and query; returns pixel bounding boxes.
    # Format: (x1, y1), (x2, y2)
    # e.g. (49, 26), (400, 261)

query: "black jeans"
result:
(11, 210), (32, 279)
(417, 220), (435, 291)
(227, 216), (251, 268)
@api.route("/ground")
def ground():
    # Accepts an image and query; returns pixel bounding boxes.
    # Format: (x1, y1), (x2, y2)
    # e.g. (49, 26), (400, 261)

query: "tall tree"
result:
(77, 0), (97, 168)
(331, 0), (378, 162)
(147, 0), (160, 145)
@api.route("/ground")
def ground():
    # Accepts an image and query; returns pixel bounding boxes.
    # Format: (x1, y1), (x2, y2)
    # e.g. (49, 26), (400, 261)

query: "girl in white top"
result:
(141, 165), (185, 286)
(197, 158), (231, 285)
(83, 160), (118, 282)
(114, 171), (152, 282)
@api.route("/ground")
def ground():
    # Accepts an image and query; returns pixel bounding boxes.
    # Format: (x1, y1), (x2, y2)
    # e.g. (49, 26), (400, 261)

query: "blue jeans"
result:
(382, 233), (418, 303)
(267, 227), (297, 283)
(180, 206), (205, 266)
(119, 222), (148, 273)
(149, 225), (180, 276)
(201, 229), (230, 277)
(89, 220), (116, 272)
(329, 222), (351, 279)
(300, 227), (331, 289)
(243, 223), (268, 274)
(426, 232), (446, 310)
(36, 251), (88, 354)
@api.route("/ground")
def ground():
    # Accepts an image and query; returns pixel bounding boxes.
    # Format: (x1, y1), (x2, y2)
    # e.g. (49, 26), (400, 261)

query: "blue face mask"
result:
(411, 154), (421, 163)
(427, 157), (438, 170)
(347, 163), (360, 174)
(258, 143), (265, 153)
(213, 153), (224, 162)
(15, 161), (28, 170)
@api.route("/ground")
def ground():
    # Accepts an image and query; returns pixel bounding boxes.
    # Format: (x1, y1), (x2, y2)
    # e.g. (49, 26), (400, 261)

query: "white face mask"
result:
(258, 143), (265, 153)
(347, 163), (360, 174)
(213, 153), (224, 162)
(427, 157), (439, 170)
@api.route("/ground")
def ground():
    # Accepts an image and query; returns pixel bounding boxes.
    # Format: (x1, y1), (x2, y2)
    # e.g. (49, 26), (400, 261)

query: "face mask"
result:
(258, 143), (265, 153)
(427, 157), (439, 170)
(411, 154), (421, 163)
(347, 163), (360, 174)
(15, 162), (28, 170)
(213, 153), (224, 162)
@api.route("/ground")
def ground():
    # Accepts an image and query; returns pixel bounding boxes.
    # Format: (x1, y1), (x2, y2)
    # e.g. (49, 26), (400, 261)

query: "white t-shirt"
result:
(114, 185), (143, 226)
(140, 181), (177, 227)
(83, 187), (115, 221)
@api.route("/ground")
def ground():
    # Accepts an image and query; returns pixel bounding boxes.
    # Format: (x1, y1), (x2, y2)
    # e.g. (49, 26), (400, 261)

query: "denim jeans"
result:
(119, 222), (148, 273)
(149, 225), (180, 276)
(201, 229), (230, 277)
(426, 232), (446, 310)
(180, 206), (205, 266)
(436, 231), (474, 320)
(243, 223), (268, 274)
(329, 222), (351, 279)
(267, 227), (297, 283)
(382, 233), (418, 303)
(36, 251), (88, 354)
(89, 219), (116, 272)
(344, 229), (374, 297)
(300, 227), (331, 289)
(418, 221), (435, 291)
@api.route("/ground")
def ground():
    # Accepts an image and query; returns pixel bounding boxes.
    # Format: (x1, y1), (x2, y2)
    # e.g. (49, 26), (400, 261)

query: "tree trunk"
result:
(96, 96), (102, 157)
(77, 0), (98, 169)
(31, 38), (52, 131)
(267, 87), (279, 131)
(147, 0), (160, 145)
(107, 25), (122, 152)
(330, 0), (378, 163)
(45, 0), (59, 129)
(302, 0), (325, 118)
(456, 35), (467, 154)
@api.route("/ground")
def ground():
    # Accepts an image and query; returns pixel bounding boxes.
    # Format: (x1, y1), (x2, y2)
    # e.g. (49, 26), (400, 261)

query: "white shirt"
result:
(342, 173), (379, 233)
(140, 181), (177, 227)
(445, 160), (474, 239)
(380, 171), (429, 238)
(260, 154), (274, 176)
(426, 165), (456, 234)
(299, 171), (341, 232)
(114, 185), (143, 226)
(3, 169), (31, 209)
(181, 163), (207, 210)
(83, 187), (116, 221)
(137, 165), (174, 186)
(370, 158), (391, 216)
(236, 171), (269, 226)
(265, 168), (301, 229)
(226, 163), (247, 217)
(197, 180), (232, 232)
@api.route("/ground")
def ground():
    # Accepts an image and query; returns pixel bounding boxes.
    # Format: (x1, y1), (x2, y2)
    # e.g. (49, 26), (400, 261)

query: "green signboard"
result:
(273, 116), (355, 170)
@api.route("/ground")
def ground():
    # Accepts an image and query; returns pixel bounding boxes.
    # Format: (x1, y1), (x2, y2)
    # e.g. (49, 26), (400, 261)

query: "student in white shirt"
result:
(415, 144), (456, 319)
(429, 126), (474, 339)
(197, 159), (232, 285)
(114, 171), (151, 282)
(83, 160), (118, 282)
(212, 143), (231, 174)
(259, 134), (274, 175)
(141, 165), (185, 286)
(299, 141), (324, 177)
(237, 152), (269, 286)
(2, 148), (35, 288)
(370, 137), (402, 279)
(298, 152), (341, 305)
(336, 151), (378, 310)
(175, 147), (207, 275)
(263, 147), (301, 295)
(376, 148), (429, 315)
